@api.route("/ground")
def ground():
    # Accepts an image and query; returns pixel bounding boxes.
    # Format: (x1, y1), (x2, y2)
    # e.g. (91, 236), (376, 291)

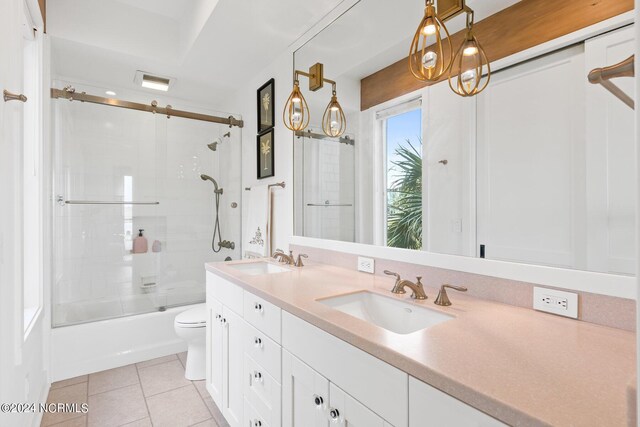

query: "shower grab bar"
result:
(244, 182), (286, 191)
(588, 55), (634, 109)
(62, 199), (160, 205)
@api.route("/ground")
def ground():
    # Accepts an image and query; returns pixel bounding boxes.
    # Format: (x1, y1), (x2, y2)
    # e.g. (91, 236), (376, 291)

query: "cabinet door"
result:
(282, 350), (329, 427)
(207, 299), (224, 407)
(328, 383), (387, 427)
(222, 306), (245, 427)
(409, 377), (506, 426)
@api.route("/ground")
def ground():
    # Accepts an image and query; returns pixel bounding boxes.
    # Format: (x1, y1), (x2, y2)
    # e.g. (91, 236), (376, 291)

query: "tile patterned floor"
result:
(41, 353), (229, 427)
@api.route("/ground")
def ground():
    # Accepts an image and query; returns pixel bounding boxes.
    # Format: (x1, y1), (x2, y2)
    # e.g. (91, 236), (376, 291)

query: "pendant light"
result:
(283, 79), (310, 132)
(408, 0), (452, 82)
(448, 10), (490, 97)
(322, 89), (346, 137)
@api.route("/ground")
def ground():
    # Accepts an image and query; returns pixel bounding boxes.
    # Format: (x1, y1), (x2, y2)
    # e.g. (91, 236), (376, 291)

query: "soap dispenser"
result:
(133, 229), (148, 254)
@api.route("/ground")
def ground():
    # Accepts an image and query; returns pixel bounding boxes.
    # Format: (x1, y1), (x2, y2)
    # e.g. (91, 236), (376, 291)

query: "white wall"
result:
(0, 1), (50, 426)
(226, 50), (294, 253)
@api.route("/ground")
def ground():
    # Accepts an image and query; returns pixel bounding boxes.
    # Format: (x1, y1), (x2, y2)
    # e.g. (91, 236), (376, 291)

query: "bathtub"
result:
(51, 304), (198, 381)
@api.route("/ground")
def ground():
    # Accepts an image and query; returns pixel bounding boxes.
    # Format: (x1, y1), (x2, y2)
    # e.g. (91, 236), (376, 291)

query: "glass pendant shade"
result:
(283, 80), (310, 131)
(322, 92), (346, 137)
(409, 0), (452, 82)
(449, 24), (490, 97)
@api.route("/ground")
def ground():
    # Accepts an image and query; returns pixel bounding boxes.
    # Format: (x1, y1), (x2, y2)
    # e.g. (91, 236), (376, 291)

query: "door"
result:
(477, 45), (586, 268)
(222, 306), (244, 427)
(207, 298), (224, 406)
(328, 383), (387, 427)
(282, 350), (330, 427)
(584, 25), (636, 275)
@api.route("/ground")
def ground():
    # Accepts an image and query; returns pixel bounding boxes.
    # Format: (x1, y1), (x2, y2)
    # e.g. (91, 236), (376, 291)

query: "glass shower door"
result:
(52, 83), (241, 327)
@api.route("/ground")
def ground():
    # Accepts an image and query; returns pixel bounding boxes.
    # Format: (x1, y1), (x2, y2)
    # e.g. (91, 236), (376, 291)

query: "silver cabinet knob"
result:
(254, 302), (263, 312)
(252, 420), (262, 427)
(254, 337), (263, 347)
(313, 394), (324, 406)
(329, 408), (340, 420)
(253, 371), (262, 382)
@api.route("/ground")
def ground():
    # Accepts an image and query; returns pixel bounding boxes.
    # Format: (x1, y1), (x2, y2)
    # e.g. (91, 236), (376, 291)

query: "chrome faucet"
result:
(434, 284), (468, 306)
(384, 270), (427, 300)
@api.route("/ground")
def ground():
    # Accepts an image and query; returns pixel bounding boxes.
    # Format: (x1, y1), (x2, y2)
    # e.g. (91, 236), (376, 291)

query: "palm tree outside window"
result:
(385, 108), (422, 250)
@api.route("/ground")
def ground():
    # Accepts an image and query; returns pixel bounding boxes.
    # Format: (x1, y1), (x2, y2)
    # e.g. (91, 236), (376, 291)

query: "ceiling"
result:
(48, 0), (345, 106)
(48, 0), (520, 108)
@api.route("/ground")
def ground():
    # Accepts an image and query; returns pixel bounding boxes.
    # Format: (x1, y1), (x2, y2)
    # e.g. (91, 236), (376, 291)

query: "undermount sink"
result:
(228, 261), (291, 276)
(318, 291), (453, 334)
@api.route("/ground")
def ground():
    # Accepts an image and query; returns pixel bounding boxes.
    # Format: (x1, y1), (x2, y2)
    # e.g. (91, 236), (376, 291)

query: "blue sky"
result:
(386, 108), (422, 187)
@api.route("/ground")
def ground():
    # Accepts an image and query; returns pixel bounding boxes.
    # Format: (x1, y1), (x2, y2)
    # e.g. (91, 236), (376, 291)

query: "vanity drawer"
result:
(244, 398), (270, 427)
(206, 271), (243, 315)
(282, 311), (408, 427)
(244, 322), (282, 380)
(243, 291), (281, 343)
(244, 354), (281, 427)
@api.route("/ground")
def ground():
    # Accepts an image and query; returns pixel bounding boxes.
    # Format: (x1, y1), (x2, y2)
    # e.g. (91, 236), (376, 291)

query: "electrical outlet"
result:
(357, 257), (375, 273)
(533, 287), (578, 318)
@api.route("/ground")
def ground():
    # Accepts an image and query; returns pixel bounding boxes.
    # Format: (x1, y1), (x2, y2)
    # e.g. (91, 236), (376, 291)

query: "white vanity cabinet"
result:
(206, 271), (283, 427)
(282, 350), (329, 427)
(206, 273), (247, 427)
(282, 350), (389, 427)
(207, 298), (224, 406)
(409, 377), (507, 426)
(206, 270), (508, 427)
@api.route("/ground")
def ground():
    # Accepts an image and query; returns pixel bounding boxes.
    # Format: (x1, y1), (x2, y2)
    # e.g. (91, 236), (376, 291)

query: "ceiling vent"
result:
(134, 71), (175, 92)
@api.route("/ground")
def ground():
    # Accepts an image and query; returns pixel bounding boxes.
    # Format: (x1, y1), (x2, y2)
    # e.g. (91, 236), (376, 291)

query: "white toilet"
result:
(174, 304), (207, 380)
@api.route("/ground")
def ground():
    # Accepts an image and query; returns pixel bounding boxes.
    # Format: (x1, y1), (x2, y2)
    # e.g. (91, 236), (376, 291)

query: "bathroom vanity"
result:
(205, 259), (634, 427)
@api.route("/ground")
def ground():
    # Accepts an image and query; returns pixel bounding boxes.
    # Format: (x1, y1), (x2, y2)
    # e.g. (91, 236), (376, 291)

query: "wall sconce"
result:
(449, 10), (490, 96)
(408, 0), (452, 82)
(283, 63), (346, 137)
(408, 0), (491, 96)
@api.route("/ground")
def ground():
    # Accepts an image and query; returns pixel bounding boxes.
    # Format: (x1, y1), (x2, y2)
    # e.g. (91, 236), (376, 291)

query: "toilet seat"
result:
(175, 305), (207, 328)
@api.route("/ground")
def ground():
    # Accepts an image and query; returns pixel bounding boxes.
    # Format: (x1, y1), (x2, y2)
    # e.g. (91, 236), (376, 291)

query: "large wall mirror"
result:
(293, 0), (636, 276)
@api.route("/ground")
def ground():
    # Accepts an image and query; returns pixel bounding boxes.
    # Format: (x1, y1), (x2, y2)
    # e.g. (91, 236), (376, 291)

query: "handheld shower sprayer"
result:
(200, 174), (223, 194)
(200, 173), (226, 253)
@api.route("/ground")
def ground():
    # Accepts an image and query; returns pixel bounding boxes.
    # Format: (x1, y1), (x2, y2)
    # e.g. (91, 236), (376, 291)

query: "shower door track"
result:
(51, 88), (244, 128)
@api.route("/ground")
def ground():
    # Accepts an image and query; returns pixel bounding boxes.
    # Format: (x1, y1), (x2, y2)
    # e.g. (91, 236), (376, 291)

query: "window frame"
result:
(373, 98), (423, 248)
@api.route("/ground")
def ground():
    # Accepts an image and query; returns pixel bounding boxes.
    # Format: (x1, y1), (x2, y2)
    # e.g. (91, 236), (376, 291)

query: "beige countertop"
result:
(205, 258), (636, 427)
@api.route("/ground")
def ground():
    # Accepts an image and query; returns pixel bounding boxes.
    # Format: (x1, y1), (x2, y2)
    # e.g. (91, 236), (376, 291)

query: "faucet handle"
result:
(295, 254), (308, 267)
(434, 284), (468, 306)
(384, 270), (400, 280)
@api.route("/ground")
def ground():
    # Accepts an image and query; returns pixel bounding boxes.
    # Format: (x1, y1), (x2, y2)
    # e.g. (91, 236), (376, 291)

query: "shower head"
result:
(200, 174), (223, 194)
(207, 137), (222, 151)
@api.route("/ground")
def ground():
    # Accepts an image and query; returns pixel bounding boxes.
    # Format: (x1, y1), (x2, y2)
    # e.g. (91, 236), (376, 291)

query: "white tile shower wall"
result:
(52, 83), (242, 325)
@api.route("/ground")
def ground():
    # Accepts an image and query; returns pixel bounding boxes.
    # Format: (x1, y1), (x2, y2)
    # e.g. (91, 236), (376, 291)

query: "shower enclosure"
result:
(52, 82), (242, 327)
(294, 129), (355, 242)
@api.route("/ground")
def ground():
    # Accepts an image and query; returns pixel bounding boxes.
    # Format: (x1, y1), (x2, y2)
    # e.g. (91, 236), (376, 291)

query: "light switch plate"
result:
(357, 257), (375, 274)
(533, 287), (578, 318)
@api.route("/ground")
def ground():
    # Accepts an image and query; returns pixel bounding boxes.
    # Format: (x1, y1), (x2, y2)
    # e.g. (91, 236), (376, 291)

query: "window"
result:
(382, 106), (422, 250)
(22, 12), (43, 335)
